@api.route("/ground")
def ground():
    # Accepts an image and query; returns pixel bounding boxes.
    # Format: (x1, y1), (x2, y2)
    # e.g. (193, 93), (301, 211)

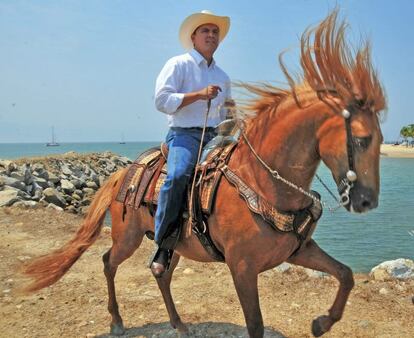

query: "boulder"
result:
(82, 187), (95, 196)
(61, 179), (75, 193)
(2, 186), (31, 199)
(0, 190), (20, 207)
(33, 169), (49, 180)
(10, 171), (25, 181)
(70, 177), (84, 189)
(33, 177), (49, 189)
(0, 176), (26, 191)
(43, 188), (67, 208)
(12, 200), (38, 209)
(48, 172), (60, 184)
(86, 181), (98, 189)
(61, 164), (73, 176)
(370, 258), (414, 280)
(273, 262), (292, 273)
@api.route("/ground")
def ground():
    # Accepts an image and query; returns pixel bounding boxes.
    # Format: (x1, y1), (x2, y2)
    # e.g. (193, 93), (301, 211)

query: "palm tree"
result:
(400, 126), (410, 146)
(408, 124), (414, 147)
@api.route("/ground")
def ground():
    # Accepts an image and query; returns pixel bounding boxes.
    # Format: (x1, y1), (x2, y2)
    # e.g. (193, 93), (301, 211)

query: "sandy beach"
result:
(381, 144), (414, 158)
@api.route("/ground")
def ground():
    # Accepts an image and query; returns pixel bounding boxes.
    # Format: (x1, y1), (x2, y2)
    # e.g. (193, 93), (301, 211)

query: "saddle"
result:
(115, 120), (323, 262)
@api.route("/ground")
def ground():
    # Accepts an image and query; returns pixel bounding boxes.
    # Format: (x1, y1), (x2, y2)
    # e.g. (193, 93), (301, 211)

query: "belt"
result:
(174, 126), (215, 132)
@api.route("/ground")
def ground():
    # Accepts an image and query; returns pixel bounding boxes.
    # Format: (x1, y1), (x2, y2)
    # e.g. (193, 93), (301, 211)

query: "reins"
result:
(186, 98), (212, 237)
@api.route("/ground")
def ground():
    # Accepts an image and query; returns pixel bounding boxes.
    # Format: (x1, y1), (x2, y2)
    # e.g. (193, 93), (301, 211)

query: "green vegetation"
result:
(399, 124), (414, 146)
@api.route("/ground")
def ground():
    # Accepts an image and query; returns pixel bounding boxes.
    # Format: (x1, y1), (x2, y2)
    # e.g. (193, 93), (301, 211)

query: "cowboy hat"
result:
(179, 10), (230, 50)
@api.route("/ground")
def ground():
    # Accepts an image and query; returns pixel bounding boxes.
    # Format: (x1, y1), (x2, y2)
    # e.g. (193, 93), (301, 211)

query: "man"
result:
(151, 10), (231, 277)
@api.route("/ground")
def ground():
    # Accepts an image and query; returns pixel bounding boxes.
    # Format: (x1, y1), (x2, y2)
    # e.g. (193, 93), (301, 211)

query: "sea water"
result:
(1, 142), (413, 272)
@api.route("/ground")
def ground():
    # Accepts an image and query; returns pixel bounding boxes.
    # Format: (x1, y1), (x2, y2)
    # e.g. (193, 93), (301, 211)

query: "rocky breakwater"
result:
(0, 152), (131, 214)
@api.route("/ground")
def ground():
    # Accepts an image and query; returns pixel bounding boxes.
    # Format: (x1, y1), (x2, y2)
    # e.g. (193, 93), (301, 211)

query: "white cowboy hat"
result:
(179, 10), (230, 50)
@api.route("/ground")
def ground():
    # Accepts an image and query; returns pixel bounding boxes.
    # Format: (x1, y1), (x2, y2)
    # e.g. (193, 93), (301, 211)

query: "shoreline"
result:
(380, 144), (414, 158)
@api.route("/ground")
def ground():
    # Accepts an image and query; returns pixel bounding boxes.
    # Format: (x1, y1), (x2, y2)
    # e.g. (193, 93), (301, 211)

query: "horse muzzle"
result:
(347, 185), (378, 213)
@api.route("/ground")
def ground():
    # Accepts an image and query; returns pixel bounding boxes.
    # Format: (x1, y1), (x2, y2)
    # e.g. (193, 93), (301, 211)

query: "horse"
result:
(22, 10), (386, 338)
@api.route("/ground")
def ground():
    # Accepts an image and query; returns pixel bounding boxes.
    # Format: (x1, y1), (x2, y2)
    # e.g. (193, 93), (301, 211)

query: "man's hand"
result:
(201, 85), (222, 100)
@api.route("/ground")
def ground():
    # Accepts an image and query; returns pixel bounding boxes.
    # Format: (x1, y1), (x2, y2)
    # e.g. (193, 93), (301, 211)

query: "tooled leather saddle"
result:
(115, 121), (323, 262)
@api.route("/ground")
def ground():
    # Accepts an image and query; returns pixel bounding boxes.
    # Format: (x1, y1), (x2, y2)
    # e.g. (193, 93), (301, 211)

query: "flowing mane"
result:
(239, 10), (387, 121)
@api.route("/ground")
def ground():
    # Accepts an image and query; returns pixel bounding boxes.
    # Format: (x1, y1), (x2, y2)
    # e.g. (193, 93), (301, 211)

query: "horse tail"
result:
(22, 168), (127, 292)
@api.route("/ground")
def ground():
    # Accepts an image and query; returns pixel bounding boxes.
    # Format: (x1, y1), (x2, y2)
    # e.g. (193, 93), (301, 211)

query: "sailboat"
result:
(119, 133), (126, 144)
(46, 126), (60, 147)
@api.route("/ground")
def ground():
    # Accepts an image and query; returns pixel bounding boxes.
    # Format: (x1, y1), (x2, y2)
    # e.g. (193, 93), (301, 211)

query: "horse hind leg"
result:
(287, 239), (354, 337)
(102, 210), (146, 336)
(154, 252), (189, 334)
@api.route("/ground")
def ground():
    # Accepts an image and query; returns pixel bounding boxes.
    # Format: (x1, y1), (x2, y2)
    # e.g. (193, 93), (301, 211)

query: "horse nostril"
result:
(361, 200), (371, 209)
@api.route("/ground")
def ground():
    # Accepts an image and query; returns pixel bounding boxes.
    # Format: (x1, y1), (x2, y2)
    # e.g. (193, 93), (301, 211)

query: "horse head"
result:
(238, 10), (387, 214)
(296, 11), (387, 213)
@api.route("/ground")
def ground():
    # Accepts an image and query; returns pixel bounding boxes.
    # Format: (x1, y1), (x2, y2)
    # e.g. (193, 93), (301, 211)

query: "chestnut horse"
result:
(23, 11), (386, 338)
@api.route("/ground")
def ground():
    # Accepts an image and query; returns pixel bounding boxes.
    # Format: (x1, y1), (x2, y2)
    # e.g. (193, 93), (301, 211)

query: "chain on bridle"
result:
(239, 107), (358, 212)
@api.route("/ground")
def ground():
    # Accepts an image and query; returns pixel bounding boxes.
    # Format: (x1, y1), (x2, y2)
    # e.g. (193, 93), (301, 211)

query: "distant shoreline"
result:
(380, 144), (414, 158)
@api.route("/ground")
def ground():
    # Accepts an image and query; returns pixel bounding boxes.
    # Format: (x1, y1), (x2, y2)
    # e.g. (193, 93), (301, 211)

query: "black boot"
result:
(150, 248), (170, 278)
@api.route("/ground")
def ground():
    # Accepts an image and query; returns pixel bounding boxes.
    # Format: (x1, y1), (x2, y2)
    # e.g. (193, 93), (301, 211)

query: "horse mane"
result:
(238, 9), (387, 121)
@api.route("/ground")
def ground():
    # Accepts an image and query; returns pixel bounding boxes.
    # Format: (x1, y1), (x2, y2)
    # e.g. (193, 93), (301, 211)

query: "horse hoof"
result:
(110, 322), (125, 336)
(312, 315), (332, 337)
(174, 321), (189, 335)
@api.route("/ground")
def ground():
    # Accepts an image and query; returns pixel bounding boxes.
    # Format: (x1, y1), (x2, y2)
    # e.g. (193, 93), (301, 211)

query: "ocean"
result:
(1, 142), (413, 273)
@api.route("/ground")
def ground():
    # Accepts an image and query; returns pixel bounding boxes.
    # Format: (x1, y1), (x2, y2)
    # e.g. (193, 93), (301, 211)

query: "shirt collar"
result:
(189, 49), (216, 67)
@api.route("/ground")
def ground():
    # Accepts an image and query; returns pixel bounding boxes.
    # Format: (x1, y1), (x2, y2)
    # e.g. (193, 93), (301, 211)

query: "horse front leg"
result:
(229, 261), (263, 338)
(287, 239), (354, 337)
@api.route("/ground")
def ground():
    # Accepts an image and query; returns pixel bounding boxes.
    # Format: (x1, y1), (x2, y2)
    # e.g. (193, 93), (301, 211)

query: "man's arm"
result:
(178, 85), (222, 109)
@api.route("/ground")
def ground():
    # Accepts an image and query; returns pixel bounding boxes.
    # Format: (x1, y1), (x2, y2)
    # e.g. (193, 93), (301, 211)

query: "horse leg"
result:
(287, 239), (355, 337)
(102, 221), (145, 336)
(230, 263), (263, 338)
(154, 252), (189, 334)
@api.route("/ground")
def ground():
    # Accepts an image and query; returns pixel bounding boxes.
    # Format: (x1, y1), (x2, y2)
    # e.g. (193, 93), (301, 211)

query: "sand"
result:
(1, 207), (413, 338)
(380, 144), (414, 158)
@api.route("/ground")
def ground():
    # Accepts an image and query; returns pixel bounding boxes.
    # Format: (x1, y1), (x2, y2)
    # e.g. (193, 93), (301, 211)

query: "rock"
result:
(33, 169), (49, 180)
(370, 258), (414, 280)
(274, 262), (291, 273)
(48, 172), (60, 184)
(0, 190), (20, 207)
(12, 200), (38, 209)
(304, 268), (327, 278)
(47, 203), (64, 212)
(70, 178), (84, 189)
(43, 188), (67, 208)
(10, 171), (25, 181)
(74, 189), (83, 197)
(33, 177), (49, 189)
(379, 287), (389, 295)
(98, 175), (106, 187)
(86, 181), (98, 189)
(61, 164), (73, 176)
(66, 205), (77, 213)
(72, 193), (82, 201)
(61, 179), (75, 193)
(82, 187), (95, 196)
(0, 176), (26, 191)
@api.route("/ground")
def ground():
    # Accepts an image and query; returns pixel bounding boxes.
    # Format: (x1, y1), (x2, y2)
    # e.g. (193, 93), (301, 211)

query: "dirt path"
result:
(1, 207), (413, 338)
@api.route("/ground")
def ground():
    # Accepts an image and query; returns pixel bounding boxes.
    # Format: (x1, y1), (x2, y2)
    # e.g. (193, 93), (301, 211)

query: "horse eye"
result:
(353, 136), (372, 150)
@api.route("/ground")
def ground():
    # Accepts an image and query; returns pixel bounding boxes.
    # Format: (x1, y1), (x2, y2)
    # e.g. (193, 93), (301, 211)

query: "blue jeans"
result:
(154, 127), (215, 244)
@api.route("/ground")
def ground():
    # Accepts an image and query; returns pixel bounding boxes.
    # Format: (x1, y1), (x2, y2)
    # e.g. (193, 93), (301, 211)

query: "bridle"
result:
(239, 106), (359, 212)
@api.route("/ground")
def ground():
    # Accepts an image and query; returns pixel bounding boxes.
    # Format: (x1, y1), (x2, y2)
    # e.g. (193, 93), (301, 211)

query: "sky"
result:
(1, 0), (413, 143)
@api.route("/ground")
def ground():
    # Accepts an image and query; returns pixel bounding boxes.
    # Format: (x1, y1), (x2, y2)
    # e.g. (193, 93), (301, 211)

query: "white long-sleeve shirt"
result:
(155, 49), (231, 128)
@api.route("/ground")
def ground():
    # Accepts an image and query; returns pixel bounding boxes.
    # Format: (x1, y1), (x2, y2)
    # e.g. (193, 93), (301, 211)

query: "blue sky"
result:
(1, 0), (413, 143)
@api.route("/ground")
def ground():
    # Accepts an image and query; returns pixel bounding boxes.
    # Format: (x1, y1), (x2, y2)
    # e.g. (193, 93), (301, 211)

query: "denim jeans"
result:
(154, 127), (216, 244)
